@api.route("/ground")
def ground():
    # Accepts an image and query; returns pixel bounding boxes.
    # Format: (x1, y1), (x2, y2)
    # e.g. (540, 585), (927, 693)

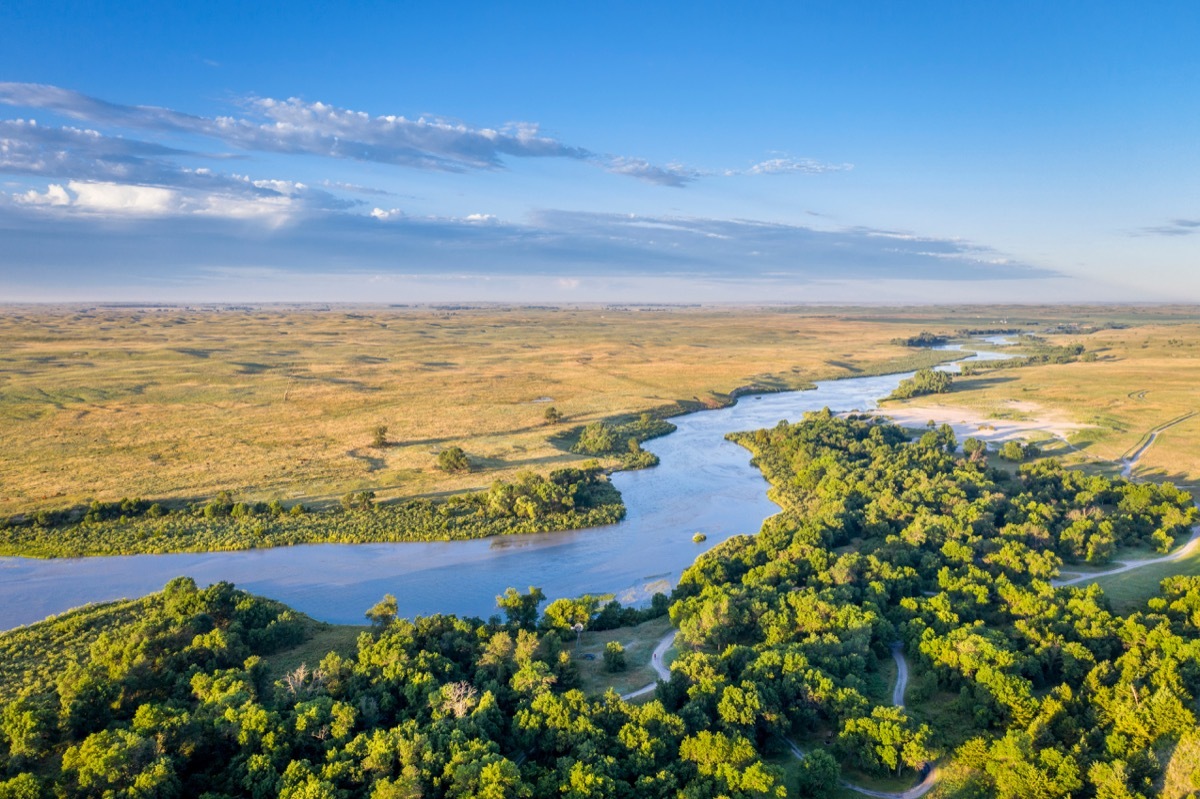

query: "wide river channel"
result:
(0, 345), (1010, 631)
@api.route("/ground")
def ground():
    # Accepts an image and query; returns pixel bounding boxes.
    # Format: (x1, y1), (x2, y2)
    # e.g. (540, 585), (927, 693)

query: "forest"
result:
(2, 412), (1199, 798)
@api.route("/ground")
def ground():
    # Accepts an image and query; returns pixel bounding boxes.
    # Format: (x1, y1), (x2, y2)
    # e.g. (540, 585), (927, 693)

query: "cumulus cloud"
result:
(16, 182), (70, 206)
(66, 181), (177, 214)
(7, 178), (314, 224)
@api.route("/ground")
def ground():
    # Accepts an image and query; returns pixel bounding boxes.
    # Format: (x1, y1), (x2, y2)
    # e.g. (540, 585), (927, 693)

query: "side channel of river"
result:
(0, 345), (1011, 631)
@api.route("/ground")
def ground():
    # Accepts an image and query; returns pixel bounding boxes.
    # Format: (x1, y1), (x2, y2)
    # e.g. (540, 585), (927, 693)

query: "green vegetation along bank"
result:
(0, 466), (622, 558)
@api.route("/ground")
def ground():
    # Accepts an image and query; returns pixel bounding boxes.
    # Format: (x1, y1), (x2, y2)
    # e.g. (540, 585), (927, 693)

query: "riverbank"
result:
(0, 467), (622, 558)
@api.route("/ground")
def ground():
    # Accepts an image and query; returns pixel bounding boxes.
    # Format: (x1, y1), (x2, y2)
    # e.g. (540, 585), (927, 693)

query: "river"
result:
(0, 345), (1010, 631)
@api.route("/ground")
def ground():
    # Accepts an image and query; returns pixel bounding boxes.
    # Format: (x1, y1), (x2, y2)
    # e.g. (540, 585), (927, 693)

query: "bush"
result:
(603, 641), (627, 672)
(437, 447), (471, 473)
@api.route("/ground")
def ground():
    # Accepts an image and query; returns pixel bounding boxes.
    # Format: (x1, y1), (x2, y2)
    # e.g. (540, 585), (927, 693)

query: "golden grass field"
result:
(886, 319), (1200, 490)
(1, 303), (1198, 519)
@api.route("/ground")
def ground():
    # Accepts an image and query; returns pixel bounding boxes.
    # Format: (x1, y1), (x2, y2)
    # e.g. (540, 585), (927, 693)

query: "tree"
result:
(544, 406), (563, 425)
(889, 368), (953, 400)
(795, 750), (840, 798)
(438, 446), (471, 473)
(541, 596), (599, 632)
(341, 490), (375, 511)
(574, 422), (616, 455)
(999, 441), (1027, 462)
(963, 437), (987, 461)
(496, 586), (545, 629)
(603, 641), (626, 672)
(371, 424), (389, 448)
(365, 594), (398, 629)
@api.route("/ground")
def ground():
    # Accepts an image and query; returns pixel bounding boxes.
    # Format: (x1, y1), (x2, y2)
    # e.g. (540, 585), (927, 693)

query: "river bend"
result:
(0, 348), (1008, 631)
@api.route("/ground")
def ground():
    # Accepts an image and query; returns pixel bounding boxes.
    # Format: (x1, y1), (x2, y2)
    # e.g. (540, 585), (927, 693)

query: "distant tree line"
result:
(891, 331), (948, 347)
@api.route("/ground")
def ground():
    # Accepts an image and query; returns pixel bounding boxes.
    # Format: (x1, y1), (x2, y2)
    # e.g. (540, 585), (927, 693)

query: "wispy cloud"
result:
(0, 196), (1053, 292)
(1134, 218), (1200, 237)
(743, 156), (853, 175)
(0, 82), (850, 189)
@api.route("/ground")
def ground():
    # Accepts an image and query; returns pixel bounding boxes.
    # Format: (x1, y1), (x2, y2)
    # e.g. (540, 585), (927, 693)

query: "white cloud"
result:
(0, 83), (852, 190)
(16, 182), (70, 205)
(370, 207), (403, 220)
(6, 178), (303, 223)
(66, 181), (178, 214)
(604, 157), (701, 187)
(744, 157), (853, 175)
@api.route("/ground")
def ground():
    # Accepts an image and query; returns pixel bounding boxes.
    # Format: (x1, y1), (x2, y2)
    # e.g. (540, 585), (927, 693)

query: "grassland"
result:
(1088, 544), (1200, 614)
(0, 303), (1007, 518)
(2, 303), (1197, 530)
(883, 317), (1200, 489)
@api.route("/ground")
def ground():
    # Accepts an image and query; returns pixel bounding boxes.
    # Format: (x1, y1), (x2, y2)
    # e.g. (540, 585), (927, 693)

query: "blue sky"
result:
(1, 1), (1197, 303)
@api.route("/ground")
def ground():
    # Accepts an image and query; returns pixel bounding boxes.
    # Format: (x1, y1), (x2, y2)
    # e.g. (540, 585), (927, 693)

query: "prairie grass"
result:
(263, 621), (367, 679)
(0, 304), (1020, 517)
(3, 304), (1197, 520)
(887, 319), (1200, 485)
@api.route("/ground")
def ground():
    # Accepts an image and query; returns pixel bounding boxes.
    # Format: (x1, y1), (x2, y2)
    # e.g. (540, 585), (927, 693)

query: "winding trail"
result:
(1119, 411), (1197, 479)
(618, 630), (676, 700)
(788, 644), (939, 799)
(1053, 525), (1200, 587)
(1055, 411), (1200, 587)
(890, 642), (909, 708)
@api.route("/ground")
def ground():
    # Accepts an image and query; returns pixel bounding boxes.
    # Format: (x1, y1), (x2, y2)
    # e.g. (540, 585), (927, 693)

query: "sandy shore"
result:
(868, 400), (1093, 445)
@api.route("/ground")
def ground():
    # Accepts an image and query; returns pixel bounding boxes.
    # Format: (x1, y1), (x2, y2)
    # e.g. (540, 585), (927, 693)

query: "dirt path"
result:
(619, 630), (676, 700)
(1119, 411), (1197, 478)
(1053, 525), (1200, 587)
(891, 642), (909, 708)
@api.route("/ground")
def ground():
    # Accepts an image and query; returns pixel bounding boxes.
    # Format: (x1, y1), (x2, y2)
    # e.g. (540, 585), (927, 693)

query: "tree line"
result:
(0, 467), (624, 558)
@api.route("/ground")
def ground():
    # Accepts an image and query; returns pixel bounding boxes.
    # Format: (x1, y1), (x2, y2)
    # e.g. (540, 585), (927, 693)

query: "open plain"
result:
(4, 304), (1199, 522)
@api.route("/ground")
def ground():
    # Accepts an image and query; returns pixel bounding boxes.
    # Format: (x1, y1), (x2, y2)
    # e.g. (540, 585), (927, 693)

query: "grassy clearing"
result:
(572, 615), (674, 696)
(0, 304), (993, 518)
(1089, 545), (1200, 614)
(262, 621), (367, 678)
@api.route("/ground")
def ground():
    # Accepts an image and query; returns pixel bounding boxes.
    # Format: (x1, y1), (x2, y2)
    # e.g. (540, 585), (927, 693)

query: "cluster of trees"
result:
(887, 367), (953, 399)
(568, 414), (676, 470)
(695, 411), (1197, 795)
(0, 469), (624, 558)
(1, 492), (304, 532)
(891, 331), (948, 347)
(0, 579), (785, 799)
(997, 440), (1041, 462)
